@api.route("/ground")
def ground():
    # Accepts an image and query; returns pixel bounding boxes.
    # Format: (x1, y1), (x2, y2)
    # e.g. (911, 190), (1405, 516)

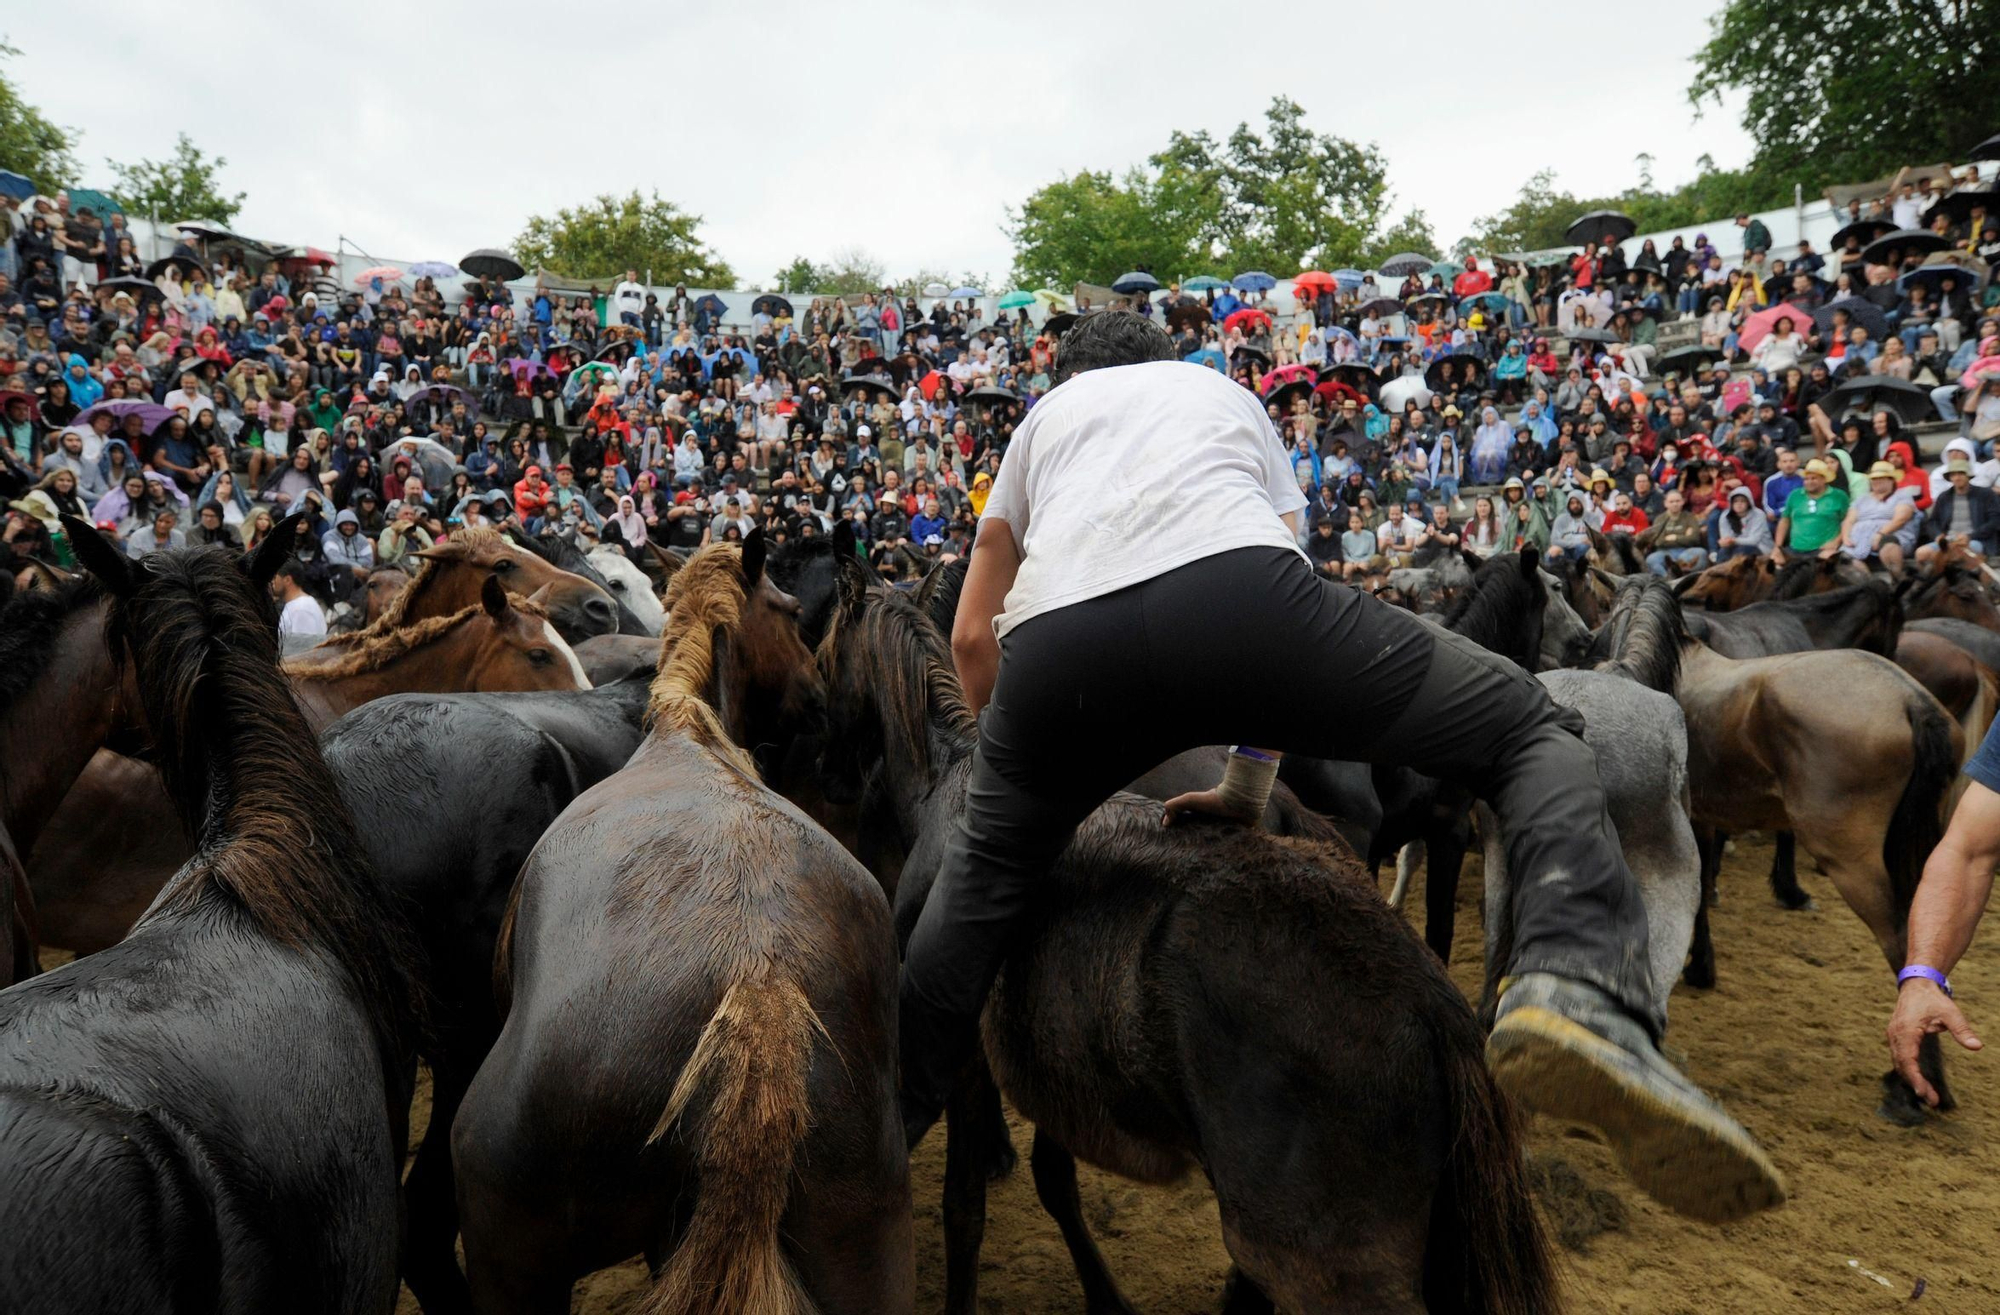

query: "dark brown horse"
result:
(26, 579), (592, 959)
(452, 535), (912, 1314)
(363, 563), (412, 626)
(817, 568), (1553, 1315)
(1902, 540), (2000, 629)
(1675, 553), (1868, 612)
(0, 519), (423, 1313)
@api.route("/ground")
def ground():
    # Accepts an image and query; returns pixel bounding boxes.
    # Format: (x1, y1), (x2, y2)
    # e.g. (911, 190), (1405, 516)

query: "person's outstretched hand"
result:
(1887, 980), (1983, 1107)
(1161, 789), (1259, 828)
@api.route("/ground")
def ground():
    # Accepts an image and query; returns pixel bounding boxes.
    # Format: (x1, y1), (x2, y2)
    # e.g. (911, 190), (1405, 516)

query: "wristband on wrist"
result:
(1229, 745), (1278, 762)
(1898, 965), (1953, 998)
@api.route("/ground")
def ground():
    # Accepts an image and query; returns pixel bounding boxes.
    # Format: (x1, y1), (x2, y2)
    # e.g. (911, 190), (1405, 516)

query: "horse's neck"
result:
(288, 622), (479, 731)
(0, 608), (117, 849)
(398, 564), (474, 623)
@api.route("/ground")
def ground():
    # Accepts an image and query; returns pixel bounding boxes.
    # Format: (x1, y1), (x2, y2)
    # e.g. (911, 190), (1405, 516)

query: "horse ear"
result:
(244, 513), (306, 590)
(830, 517), (859, 561)
(61, 515), (136, 597)
(526, 582), (554, 610)
(647, 541), (686, 585)
(1669, 571), (1700, 595)
(740, 526), (767, 588)
(835, 552), (871, 615)
(1517, 549), (1538, 579)
(481, 572), (511, 618)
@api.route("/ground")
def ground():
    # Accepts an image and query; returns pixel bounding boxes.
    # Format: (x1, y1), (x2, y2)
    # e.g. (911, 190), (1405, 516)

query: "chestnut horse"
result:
(26, 578), (591, 959)
(817, 567), (1552, 1315)
(452, 534), (914, 1315)
(0, 519), (423, 1312)
(1901, 539), (2000, 630)
(352, 525), (620, 642)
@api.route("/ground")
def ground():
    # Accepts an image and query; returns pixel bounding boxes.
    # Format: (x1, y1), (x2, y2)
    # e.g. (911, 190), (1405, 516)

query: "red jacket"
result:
(1602, 507), (1650, 535)
(1452, 269), (1493, 298)
(513, 473), (550, 520)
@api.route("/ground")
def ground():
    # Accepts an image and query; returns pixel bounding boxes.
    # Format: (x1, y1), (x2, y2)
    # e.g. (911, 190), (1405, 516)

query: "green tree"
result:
(772, 256), (823, 294)
(1006, 167), (1213, 290)
(107, 133), (245, 223)
(1690, 0), (2000, 188)
(1458, 158), (1791, 258)
(0, 43), (79, 192)
(514, 190), (733, 285)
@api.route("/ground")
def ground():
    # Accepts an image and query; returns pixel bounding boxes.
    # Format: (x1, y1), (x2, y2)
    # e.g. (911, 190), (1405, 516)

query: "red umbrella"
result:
(1736, 303), (1810, 355)
(918, 370), (954, 401)
(1259, 363), (1317, 398)
(1222, 307), (1271, 335)
(1293, 271), (1338, 297)
(1314, 380), (1365, 407)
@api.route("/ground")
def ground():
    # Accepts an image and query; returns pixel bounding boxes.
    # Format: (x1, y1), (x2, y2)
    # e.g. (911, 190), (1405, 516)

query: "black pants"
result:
(900, 546), (1657, 1112)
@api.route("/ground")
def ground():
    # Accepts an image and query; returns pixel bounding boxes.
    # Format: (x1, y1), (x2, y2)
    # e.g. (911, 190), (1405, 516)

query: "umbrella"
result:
(1829, 217), (1897, 250)
(1184, 346), (1226, 371)
(1356, 296), (1403, 317)
(94, 275), (165, 302)
(413, 383), (476, 412)
(1230, 345), (1271, 367)
(1379, 376), (1433, 411)
(77, 399), (174, 432)
(0, 170), (35, 202)
(563, 360), (620, 402)
(1111, 271), (1161, 295)
(1222, 308), (1271, 334)
(1520, 249), (1579, 268)
(1165, 300), (1212, 333)
(595, 339), (641, 363)
(1259, 364), (1318, 398)
(1861, 228), (1951, 264)
(1265, 377), (1318, 411)
(692, 293), (728, 319)
(280, 244), (338, 267)
(1565, 210), (1637, 246)
(1404, 292), (1450, 310)
(1423, 354), (1486, 389)
(1457, 291), (1511, 316)
(1293, 270), (1339, 297)
(1182, 275), (1229, 291)
(407, 261), (460, 280)
(506, 359), (556, 382)
(1820, 375), (1933, 425)
(459, 249), (525, 281)
(65, 188), (122, 219)
(1736, 303), (1812, 354)
(947, 286), (983, 299)
(353, 265), (404, 288)
(1901, 254), (1989, 293)
(1377, 253), (1433, 277)
(751, 293), (793, 318)
(921, 281), (950, 298)
(1658, 344), (1725, 375)
(1567, 326), (1618, 345)
(1424, 261), (1461, 279)
(964, 386), (1019, 406)
(1811, 297), (1890, 342)
(841, 373), (897, 398)
(1320, 363), (1380, 401)
(1926, 190), (2000, 228)
(997, 290), (1037, 310)
(1970, 133), (2000, 162)
(144, 253), (206, 281)
(1032, 288), (1071, 309)
(1313, 380), (1366, 408)
(1557, 292), (1612, 328)
(1231, 271), (1278, 291)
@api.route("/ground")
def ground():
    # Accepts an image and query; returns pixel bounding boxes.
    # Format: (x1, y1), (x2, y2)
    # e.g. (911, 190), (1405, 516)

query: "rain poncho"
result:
(65, 355), (104, 408)
(1518, 399), (1559, 446)
(1469, 408), (1513, 483)
(1361, 404), (1391, 443)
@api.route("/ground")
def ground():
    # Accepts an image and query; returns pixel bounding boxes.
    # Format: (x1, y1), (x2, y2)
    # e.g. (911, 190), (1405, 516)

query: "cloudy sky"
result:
(9, 1), (1754, 285)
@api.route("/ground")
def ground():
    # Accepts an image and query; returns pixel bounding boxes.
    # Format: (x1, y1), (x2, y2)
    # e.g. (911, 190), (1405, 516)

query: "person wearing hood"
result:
(1547, 493), (1594, 564)
(1467, 406), (1512, 484)
(1929, 436), (2000, 502)
(62, 354), (103, 409)
(321, 507), (375, 599)
(605, 493), (648, 558)
(39, 426), (105, 499)
(467, 435), (505, 491)
(1920, 458), (2000, 561)
(514, 463), (552, 526)
(1714, 488), (1773, 558)
(94, 435), (139, 501)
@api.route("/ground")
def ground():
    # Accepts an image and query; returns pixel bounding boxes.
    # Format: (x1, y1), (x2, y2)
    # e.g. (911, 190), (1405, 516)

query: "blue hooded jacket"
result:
(66, 355), (105, 408)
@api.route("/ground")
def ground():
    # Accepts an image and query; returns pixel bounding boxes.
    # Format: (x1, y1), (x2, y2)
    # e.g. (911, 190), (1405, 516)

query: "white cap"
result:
(856, 423), (872, 438)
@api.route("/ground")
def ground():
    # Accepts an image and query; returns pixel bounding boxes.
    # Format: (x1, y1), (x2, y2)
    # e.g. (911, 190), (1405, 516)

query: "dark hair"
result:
(275, 559), (307, 584)
(1052, 310), (1175, 385)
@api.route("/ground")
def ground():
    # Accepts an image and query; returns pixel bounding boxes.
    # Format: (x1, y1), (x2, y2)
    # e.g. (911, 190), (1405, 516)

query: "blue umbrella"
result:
(1182, 275), (1228, 291)
(1378, 252), (1434, 277)
(1112, 270), (1161, 294)
(1458, 292), (1511, 316)
(1184, 346), (1226, 371)
(1231, 271), (1277, 292)
(407, 260), (459, 279)
(948, 286), (983, 299)
(1331, 269), (1366, 288)
(693, 293), (728, 319)
(0, 171), (35, 202)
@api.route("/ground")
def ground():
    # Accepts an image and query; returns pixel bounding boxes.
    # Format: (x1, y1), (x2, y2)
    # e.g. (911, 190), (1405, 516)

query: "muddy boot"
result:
(1487, 972), (1786, 1223)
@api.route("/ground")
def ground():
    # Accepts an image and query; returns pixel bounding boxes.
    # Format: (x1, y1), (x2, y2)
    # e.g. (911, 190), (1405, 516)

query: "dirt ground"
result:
(391, 833), (2000, 1313)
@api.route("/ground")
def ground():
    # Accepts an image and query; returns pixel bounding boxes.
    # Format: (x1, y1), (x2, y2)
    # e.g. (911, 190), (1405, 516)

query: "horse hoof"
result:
(985, 1139), (1018, 1181)
(1776, 896), (1818, 913)
(1683, 961), (1716, 990)
(1877, 1075), (1930, 1127)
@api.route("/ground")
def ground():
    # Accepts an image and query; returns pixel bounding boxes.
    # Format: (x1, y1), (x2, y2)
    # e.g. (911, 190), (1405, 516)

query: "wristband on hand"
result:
(1898, 965), (1953, 998)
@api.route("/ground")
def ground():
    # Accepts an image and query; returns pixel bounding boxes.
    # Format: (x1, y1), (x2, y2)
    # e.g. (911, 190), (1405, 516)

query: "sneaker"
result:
(1487, 972), (1786, 1224)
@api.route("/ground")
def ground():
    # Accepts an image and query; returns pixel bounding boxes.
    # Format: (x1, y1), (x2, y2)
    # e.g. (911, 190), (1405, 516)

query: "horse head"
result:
(414, 528), (619, 642)
(461, 576), (593, 694)
(585, 545), (667, 635)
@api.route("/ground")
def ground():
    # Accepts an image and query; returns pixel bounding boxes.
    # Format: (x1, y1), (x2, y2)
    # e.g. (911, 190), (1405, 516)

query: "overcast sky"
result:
(8, 1), (1755, 285)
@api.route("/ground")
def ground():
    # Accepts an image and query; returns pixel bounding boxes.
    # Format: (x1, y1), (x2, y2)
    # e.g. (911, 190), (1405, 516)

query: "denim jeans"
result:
(1647, 547), (1708, 575)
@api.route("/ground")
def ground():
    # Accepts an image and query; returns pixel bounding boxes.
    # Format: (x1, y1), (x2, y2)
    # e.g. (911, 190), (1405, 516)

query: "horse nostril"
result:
(585, 596), (616, 622)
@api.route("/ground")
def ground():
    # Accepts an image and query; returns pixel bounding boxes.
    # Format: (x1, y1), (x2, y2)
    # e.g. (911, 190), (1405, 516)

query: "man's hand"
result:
(1818, 543), (1840, 560)
(1888, 980), (1982, 1107)
(1161, 788), (1260, 828)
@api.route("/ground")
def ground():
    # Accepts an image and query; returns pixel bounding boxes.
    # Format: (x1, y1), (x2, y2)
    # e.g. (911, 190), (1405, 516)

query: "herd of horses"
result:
(0, 500), (1991, 1312)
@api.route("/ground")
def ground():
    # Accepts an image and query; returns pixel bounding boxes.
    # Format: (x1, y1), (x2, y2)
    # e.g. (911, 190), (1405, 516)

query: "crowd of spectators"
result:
(2, 169), (1998, 617)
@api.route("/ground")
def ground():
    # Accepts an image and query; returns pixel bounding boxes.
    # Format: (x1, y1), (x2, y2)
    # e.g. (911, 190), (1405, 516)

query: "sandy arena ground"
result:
(386, 834), (2000, 1313)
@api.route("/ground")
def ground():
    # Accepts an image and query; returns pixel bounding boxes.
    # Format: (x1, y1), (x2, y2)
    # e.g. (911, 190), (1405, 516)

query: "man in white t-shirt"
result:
(272, 559), (327, 639)
(894, 310), (1783, 1226)
(612, 270), (646, 327)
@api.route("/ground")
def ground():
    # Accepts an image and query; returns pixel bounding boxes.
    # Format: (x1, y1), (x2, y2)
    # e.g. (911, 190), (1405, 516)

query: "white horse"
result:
(586, 546), (665, 634)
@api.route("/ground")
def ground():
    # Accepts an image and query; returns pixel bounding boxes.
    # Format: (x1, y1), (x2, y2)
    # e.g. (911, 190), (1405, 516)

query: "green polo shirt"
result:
(1782, 485), (1849, 551)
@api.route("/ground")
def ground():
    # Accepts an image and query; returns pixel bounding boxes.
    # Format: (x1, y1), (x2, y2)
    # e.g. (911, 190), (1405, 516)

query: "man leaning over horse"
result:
(896, 309), (1786, 1224)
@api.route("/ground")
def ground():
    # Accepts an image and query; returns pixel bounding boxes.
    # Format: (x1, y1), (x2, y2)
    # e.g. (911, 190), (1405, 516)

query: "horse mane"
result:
(320, 525), (511, 643)
(1590, 576), (1689, 693)
(826, 584), (975, 777)
(281, 595), (549, 680)
(115, 546), (422, 1052)
(0, 576), (105, 721)
(647, 543), (761, 776)
(1768, 555), (1822, 599)
(916, 556), (969, 634)
(1440, 554), (1541, 657)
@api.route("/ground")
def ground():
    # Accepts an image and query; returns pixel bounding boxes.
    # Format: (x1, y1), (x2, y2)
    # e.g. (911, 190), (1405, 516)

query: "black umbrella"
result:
(594, 339), (640, 364)
(841, 373), (896, 397)
(1043, 308), (1095, 338)
(1567, 327), (1618, 345)
(1111, 270), (1162, 295)
(1658, 344), (1725, 374)
(751, 293), (793, 318)
(1861, 228), (1951, 265)
(459, 249), (525, 281)
(1565, 210), (1637, 246)
(1354, 296), (1404, 317)
(1264, 378), (1316, 411)
(144, 253), (206, 281)
(1616, 300), (1666, 322)
(95, 275), (166, 302)
(1970, 132), (2000, 163)
(1321, 362), (1380, 397)
(1820, 374), (1933, 425)
(1405, 292), (1449, 309)
(964, 386), (1019, 406)
(1165, 299), (1211, 333)
(1377, 252), (1434, 277)
(1230, 345), (1271, 367)
(1812, 297), (1890, 342)
(1926, 190), (2000, 228)
(1423, 354), (1487, 388)
(1829, 217), (1897, 250)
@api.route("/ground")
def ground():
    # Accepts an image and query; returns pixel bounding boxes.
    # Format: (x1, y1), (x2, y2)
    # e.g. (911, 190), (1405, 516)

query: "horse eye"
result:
(527, 649), (553, 665)
(492, 559), (515, 573)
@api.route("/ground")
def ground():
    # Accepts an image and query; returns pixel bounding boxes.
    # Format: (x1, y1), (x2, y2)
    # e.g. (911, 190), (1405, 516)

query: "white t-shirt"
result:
(279, 593), (327, 639)
(613, 280), (645, 315)
(980, 360), (1307, 638)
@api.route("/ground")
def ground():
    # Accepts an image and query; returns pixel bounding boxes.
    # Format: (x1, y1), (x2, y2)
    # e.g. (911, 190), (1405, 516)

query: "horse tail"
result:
(1885, 688), (1960, 925)
(1423, 1023), (1560, 1315)
(642, 977), (825, 1315)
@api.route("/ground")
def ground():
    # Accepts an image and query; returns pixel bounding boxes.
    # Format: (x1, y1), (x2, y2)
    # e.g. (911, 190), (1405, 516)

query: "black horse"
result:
(317, 680), (650, 1312)
(1681, 579), (1902, 659)
(0, 518), (424, 1314)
